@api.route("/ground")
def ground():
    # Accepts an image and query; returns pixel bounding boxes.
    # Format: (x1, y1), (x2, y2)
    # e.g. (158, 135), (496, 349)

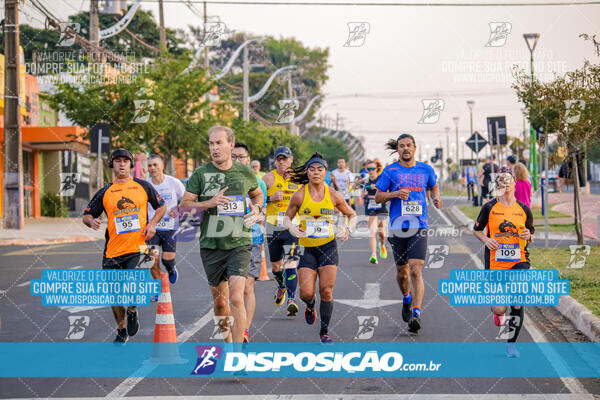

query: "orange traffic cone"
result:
(258, 244), (270, 281)
(147, 272), (186, 364)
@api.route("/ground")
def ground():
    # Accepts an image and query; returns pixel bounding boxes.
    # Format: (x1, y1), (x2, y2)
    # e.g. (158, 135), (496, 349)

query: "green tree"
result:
(512, 38), (600, 244)
(41, 56), (214, 173)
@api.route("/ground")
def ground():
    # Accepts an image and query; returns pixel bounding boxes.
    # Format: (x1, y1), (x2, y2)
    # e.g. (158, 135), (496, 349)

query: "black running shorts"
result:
(388, 228), (428, 265)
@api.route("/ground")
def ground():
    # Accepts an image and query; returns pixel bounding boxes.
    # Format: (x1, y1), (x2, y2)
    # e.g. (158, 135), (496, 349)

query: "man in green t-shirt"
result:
(180, 126), (264, 343)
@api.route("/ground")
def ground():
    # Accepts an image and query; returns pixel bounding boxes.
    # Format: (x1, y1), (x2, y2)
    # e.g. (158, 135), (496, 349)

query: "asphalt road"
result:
(0, 199), (598, 399)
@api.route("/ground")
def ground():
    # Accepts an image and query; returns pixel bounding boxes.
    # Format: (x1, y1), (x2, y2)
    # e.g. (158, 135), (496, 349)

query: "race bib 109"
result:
(495, 243), (521, 261)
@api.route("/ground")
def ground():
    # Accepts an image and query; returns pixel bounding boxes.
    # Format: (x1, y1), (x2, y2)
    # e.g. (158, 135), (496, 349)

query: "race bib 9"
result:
(306, 220), (330, 238)
(115, 214), (141, 234)
(495, 243), (521, 261)
(217, 195), (245, 216)
(402, 200), (422, 215)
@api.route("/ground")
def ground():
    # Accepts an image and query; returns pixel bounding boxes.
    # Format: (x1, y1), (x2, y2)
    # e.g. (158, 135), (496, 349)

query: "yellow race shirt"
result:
(298, 184), (336, 248)
(266, 170), (300, 227)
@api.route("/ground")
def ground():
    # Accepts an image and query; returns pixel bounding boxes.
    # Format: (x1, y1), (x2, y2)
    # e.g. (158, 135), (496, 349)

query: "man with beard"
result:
(375, 134), (442, 335)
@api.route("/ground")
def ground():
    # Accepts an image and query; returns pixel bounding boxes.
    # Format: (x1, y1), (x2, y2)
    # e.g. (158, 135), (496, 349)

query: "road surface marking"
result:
(105, 308), (214, 398)
(336, 282), (402, 309)
(465, 240), (587, 394)
(15, 265), (85, 288)
(9, 394), (597, 400)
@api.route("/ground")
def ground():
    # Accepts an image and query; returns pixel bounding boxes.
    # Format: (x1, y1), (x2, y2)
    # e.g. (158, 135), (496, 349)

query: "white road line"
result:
(8, 394), (597, 400)
(434, 206), (454, 227)
(15, 265), (85, 288)
(105, 309), (214, 399)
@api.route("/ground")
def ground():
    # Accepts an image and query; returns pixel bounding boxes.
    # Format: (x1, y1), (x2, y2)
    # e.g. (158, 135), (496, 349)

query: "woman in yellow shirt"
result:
(283, 153), (357, 343)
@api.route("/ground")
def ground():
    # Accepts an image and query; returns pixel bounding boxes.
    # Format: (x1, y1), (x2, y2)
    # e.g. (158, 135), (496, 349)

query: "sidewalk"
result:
(0, 217), (104, 246)
(548, 192), (600, 240)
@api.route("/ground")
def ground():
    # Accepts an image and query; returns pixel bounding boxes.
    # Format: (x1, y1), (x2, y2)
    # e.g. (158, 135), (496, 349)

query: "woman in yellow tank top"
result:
(283, 152), (357, 343)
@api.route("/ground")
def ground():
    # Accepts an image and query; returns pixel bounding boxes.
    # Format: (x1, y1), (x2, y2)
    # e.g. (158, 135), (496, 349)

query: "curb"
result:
(556, 296), (600, 342)
(447, 205), (473, 231)
(0, 236), (102, 246)
(447, 204), (600, 343)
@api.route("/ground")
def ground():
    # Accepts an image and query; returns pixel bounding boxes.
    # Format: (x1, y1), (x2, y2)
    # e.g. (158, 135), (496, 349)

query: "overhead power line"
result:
(136, 0), (600, 6)
(29, 0), (129, 63)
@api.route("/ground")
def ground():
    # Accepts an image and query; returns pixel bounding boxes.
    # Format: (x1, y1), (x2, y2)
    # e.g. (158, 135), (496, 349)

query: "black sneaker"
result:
(402, 300), (412, 323)
(126, 310), (140, 337)
(408, 315), (421, 334)
(113, 328), (129, 343)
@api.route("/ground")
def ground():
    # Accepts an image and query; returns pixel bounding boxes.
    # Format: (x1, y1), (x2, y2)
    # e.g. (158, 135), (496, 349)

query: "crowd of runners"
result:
(83, 125), (534, 356)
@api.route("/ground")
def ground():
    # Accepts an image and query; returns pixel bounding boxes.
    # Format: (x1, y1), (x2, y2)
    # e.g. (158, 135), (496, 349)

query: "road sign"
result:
(487, 116), (507, 145)
(460, 159), (477, 166)
(466, 131), (487, 154)
(90, 123), (111, 154)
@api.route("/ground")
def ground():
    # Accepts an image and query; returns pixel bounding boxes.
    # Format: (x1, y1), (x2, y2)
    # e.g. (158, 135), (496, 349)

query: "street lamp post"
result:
(445, 126), (451, 185)
(466, 101), (475, 160)
(524, 33), (540, 191)
(452, 116), (460, 173)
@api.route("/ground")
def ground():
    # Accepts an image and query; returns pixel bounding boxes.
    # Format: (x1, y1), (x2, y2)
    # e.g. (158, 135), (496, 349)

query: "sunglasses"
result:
(367, 167), (376, 171)
(495, 173), (514, 186)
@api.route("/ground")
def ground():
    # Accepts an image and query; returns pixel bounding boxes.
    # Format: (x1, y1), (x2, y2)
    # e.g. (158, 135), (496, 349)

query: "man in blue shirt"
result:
(375, 133), (442, 335)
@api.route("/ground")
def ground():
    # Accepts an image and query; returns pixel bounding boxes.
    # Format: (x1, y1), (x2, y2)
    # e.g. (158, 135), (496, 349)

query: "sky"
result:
(15, 0), (600, 164)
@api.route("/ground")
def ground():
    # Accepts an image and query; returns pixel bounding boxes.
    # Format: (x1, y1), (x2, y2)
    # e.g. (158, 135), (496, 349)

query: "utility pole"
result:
(90, 0), (99, 61)
(3, 0), (23, 229)
(242, 44), (249, 121)
(453, 117), (460, 173)
(288, 71), (296, 135)
(158, 0), (166, 53)
(524, 33), (540, 191)
(445, 127), (451, 183)
(203, 1), (209, 71)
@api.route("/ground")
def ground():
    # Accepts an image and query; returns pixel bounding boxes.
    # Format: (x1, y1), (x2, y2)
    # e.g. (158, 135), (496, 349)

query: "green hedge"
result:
(41, 192), (68, 217)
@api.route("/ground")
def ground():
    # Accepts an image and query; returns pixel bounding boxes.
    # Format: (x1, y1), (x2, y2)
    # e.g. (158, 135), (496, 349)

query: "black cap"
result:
(110, 148), (133, 162)
(274, 146), (292, 158)
(507, 155), (516, 164)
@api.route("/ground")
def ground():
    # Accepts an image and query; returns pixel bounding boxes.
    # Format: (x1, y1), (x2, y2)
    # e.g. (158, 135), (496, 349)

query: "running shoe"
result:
(126, 310), (140, 337)
(113, 328), (129, 344)
(493, 312), (505, 327)
(320, 334), (333, 344)
(402, 300), (412, 323)
(304, 306), (317, 325)
(380, 245), (388, 259)
(274, 287), (287, 306)
(168, 266), (178, 284)
(506, 343), (520, 358)
(287, 299), (299, 316)
(408, 315), (421, 334)
(243, 329), (250, 343)
(369, 254), (378, 264)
